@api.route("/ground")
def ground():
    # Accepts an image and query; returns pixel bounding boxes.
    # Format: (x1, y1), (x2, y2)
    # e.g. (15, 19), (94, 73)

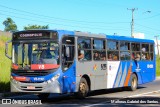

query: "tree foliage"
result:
(24, 24), (49, 30)
(2, 17), (17, 32)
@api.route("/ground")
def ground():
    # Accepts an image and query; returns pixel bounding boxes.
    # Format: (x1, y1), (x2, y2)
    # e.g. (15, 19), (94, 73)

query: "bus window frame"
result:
(149, 43), (154, 60)
(141, 42), (154, 61)
(77, 37), (92, 62)
(119, 41), (131, 61)
(131, 42), (141, 61)
(61, 35), (75, 72)
(92, 38), (106, 61)
(107, 39), (120, 61)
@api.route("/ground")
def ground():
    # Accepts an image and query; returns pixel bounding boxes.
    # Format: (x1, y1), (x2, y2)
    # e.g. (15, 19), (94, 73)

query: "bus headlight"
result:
(11, 76), (18, 84)
(47, 74), (60, 84)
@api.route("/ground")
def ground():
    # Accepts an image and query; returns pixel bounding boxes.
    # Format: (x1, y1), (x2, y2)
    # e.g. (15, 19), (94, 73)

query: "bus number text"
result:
(147, 64), (153, 68)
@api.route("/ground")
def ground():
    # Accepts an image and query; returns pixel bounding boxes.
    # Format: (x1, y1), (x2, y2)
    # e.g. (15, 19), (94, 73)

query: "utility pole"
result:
(155, 35), (160, 56)
(127, 8), (138, 37)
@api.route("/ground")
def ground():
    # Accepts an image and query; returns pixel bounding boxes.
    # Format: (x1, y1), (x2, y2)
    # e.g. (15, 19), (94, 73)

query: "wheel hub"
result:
(80, 82), (86, 93)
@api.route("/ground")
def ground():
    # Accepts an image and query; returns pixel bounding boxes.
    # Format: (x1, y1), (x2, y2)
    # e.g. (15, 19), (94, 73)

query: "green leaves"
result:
(2, 17), (17, 32)
(24, 24), (49, 30)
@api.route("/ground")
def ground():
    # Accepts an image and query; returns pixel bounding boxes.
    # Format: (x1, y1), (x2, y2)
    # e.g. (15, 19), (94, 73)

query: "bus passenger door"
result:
(61, 36), (76, 93)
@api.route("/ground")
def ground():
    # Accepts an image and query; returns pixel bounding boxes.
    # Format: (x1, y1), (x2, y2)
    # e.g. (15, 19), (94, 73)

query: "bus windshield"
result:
(12, 41), (59, 70)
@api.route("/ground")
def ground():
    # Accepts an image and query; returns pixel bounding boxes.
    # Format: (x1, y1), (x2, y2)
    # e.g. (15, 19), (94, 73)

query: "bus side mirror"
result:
(5, 40), (12, 59)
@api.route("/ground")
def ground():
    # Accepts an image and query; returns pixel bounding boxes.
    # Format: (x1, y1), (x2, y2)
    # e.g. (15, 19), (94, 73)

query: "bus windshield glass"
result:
(12, 42), (59, 70)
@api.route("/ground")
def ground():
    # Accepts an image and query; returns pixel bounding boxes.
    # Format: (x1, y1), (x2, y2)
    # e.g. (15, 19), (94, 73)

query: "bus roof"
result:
(106, 35), (154, 43)
(13, 29), (154, 44)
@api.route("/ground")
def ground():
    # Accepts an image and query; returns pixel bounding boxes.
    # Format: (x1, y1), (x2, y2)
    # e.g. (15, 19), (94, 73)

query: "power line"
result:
(135, 13), (160, 21)
(0, 8), (130, 28)
(0, 4), (129, 24)
(135, 23), (160, 32)
(0, 12), (130, 32)
(0, 5), (130, 31)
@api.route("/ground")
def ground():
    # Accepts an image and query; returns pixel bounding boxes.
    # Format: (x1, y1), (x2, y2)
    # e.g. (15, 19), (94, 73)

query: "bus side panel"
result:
(76, 61), (108, 91)
(139, 61), (155, 83)
(107, 61), (121, 88)
(62, 61), (76, 93)
(130, 61), (143, 85)
(111, 61), (143, 88)
(112, 61), (132, 88)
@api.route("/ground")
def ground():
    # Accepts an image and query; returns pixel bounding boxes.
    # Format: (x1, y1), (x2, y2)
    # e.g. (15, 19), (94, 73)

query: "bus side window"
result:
(131, 43), (141, 61)
(78, 38), (92, 61)
(93, 39), (106, 61)
(107, 40), (119, 61)
(141, 44), (149, 60)
(120, 41), (130, 60)
(150, 44), (154, 60)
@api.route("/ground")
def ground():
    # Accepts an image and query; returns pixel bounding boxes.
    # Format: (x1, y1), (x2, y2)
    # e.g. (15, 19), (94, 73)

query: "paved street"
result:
(0, 79), (160, 107)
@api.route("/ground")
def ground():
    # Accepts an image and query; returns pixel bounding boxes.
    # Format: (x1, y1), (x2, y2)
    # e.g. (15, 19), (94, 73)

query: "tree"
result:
(2, 17), (17, 32)
(24, 24), (49, 30)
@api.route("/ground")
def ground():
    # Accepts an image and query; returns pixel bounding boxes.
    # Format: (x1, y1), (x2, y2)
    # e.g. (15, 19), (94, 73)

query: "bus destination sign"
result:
(13, 31), (55, 40)
(19, 33), (43, 38)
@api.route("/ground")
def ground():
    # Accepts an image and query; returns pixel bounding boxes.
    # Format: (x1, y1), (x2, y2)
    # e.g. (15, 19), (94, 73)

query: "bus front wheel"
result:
(76, 78), (89, 99)
(129, 74), (138, 91)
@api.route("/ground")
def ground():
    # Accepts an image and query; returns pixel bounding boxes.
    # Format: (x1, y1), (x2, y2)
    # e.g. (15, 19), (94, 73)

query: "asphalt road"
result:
(0, 79), (160, 107)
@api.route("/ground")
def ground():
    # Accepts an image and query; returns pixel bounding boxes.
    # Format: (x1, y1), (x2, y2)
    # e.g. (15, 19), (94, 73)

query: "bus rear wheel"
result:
(37, 93), (49, 99)
(129, 74), (138, 91)
(76, 78), (89, 99)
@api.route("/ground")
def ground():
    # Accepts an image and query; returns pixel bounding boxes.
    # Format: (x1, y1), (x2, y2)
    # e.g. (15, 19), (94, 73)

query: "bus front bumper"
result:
(11, 79), (62, 93)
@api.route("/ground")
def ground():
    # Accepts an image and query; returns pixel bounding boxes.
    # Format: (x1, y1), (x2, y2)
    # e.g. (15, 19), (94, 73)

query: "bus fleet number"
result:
(38, 65), (45, 69)
(147, 64), (153, 68)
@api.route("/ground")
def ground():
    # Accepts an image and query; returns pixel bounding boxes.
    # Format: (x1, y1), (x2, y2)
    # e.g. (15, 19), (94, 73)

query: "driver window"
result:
(62, 36), (75, 71)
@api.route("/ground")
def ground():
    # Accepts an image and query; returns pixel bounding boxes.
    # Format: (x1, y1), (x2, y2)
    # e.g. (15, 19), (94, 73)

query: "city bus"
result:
(5, 30), (156, 99)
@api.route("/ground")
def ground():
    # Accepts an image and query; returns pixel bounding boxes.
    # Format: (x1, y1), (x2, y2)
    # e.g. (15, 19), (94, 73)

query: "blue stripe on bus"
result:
(117, 62), (125, 87)
(119, 62), (128, 87)
(113, 62), (121, 88)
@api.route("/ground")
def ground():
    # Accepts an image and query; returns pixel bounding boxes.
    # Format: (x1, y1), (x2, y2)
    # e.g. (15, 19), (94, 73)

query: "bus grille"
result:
(12, 69), (56, 76)
(20, 86), (43, 91)
(13, 71), (49, 76)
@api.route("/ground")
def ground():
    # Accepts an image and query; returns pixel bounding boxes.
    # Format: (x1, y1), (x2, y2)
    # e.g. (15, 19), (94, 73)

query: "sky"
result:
(0, 0), (160, 40)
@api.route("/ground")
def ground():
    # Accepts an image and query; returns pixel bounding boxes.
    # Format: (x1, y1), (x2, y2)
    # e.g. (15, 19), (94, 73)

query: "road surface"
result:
(0, 79), (160, 107)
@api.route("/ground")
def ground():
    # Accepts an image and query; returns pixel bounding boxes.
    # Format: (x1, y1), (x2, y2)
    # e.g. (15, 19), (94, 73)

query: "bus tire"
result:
(37, 93), (49, 99)
(76, 77), (89, 99)
(129, 74), (138, 91)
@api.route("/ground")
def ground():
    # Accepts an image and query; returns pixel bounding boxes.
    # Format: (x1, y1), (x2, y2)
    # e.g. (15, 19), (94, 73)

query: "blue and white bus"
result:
(5, 30), (156, 99)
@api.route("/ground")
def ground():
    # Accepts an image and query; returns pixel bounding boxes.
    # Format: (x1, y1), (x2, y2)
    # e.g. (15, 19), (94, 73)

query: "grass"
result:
(156, 56), (160, 76)
(0, 35), (11, 92)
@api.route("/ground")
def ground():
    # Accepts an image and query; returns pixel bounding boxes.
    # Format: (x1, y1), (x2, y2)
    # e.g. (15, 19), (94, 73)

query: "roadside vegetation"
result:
(156, 56), (160, 76)
(0, 35), (11, 92)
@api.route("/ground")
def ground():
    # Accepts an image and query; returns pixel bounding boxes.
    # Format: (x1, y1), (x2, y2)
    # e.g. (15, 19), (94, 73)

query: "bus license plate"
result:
(27, 86), (35, 89)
